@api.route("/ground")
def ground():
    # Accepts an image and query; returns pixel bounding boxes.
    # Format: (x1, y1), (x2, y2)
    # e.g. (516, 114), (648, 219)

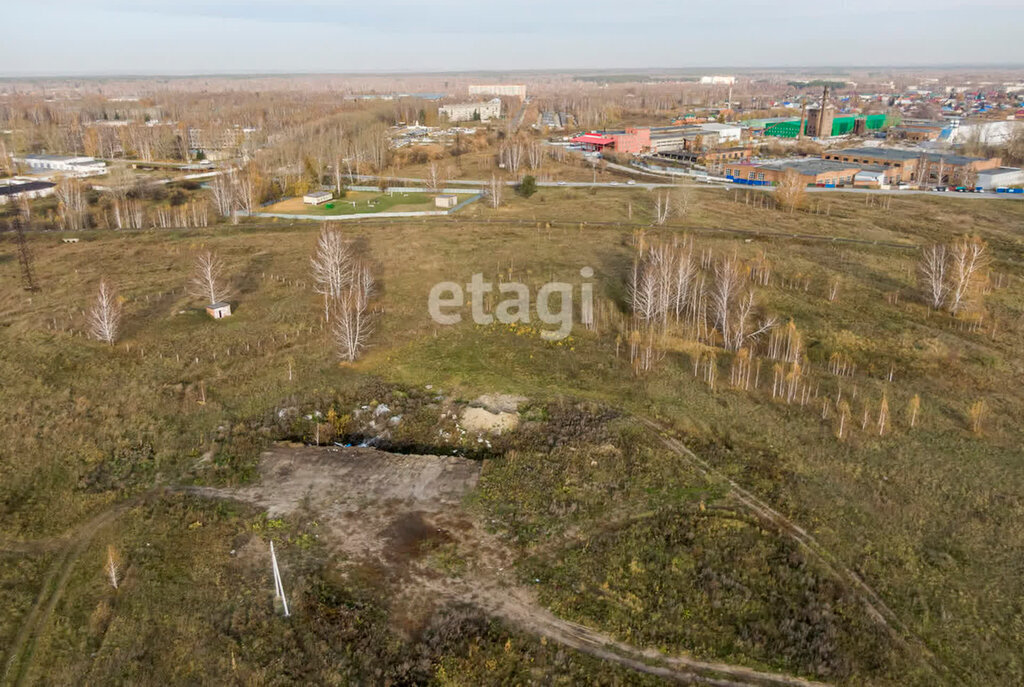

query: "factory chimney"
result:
(816, 85), (830, 139)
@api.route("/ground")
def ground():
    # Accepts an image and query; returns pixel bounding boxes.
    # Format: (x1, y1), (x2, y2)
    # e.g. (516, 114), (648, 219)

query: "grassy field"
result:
(261, 190), (476, 216)
(2, 188), (1024, 683)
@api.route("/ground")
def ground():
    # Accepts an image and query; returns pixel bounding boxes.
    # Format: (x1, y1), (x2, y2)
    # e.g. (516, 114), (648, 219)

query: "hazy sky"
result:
(2, 0), (1022, 76)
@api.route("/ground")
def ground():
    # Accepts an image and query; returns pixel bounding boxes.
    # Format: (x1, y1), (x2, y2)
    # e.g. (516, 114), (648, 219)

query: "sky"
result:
(1, 0), (1022, 76)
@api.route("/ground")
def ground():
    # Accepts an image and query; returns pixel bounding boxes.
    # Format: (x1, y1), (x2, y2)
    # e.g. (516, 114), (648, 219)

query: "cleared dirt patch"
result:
(191, 443), (832, 686)
(460, 406), (519, 434)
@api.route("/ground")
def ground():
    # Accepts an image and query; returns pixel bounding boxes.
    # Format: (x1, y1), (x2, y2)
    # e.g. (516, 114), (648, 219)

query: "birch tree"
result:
(88, 279), (122, 344)
(653, 192), (670, 225)
(209, 169), (237, 224)
(947, 235), (988, 314)
(775, 168), (806, 212)
(488, 174), (504, 208)
(918, 244), (949, 309)
(333, 262), (375, 362)
(310, 227), (353, 322)
(189, 250), (232, 304)
(55, 176), (87, 230)
(105, 545), (122, 589)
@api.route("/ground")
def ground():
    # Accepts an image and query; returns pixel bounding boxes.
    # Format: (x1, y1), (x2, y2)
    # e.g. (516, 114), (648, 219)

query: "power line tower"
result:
(12, 218), (40, 292)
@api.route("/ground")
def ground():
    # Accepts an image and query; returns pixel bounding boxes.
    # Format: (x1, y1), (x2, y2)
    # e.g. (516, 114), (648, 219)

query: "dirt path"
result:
(431, 578), (833, 687)
(636, 416), (959, 686)
(1, 504), (129, 687)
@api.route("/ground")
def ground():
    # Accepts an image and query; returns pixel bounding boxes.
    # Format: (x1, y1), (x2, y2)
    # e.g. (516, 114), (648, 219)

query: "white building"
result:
(700, 76), (736, 85)
(946, 119), (1021, 146)
(434, 194), (458, 209)
(698, 122), (742, 143)
(14, 154), (107, 178)
(976, 166), (1024, 189)
(303, 191), (333, 205)
(0, 179), (56, 204)
(469, 84), (526, 99)
(439, 98), (502, 122)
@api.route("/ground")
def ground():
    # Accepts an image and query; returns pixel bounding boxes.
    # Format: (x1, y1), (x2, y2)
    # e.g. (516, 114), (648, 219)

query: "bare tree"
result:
(653, 192), (671, 225)
(526, 141), (544, 170)
(918, 244), (949, 309)
(488, 174), (504, 208)
(947, 235), (988, 314)
(55, 176), (87, 230)
(209, 169), (237, 224)
(499, 138), (524, 175)
(775, 169), (806, 213)
(310, 226), (353, 322)
(88, 279), (122, 344)
(711, 254), (775, 351)
(105, 544), (121, 590)
(426, 162), (447, 192)
(190, 250), (232, 304)
(333, 262), (375, 362)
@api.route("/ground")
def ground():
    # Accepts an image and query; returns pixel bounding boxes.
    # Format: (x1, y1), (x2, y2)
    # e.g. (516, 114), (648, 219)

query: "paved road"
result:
(349, 172), (1023, 199)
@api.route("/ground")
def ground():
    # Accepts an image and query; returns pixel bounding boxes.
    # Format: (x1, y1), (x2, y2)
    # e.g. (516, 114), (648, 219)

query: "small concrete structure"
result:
(303, 190), (333, 205)
(206, 302), (232, 319)
(434, 194), (458, 209)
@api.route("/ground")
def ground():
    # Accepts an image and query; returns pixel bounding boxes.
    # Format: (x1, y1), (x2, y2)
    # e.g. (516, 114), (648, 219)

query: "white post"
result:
(270, 540), (290, 617)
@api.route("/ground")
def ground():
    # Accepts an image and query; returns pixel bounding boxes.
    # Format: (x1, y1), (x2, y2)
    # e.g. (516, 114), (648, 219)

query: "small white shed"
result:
(206, 302), (232, 319)
(435, 194), (458, 209)
(303, 191), (333, 205)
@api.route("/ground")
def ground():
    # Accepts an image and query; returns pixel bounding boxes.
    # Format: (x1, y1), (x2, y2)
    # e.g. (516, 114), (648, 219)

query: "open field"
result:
(2, 188), (1024, 684)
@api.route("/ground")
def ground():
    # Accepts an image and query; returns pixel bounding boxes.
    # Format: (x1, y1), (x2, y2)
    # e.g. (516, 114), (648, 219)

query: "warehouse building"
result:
(0, 179), (56, 204)
(723, 159), (862, 187)
(13, 154), (107, 177)
(976, 166), (1024, 189)
(821, 147), (1001, 184)
(751, 113), (893, 138)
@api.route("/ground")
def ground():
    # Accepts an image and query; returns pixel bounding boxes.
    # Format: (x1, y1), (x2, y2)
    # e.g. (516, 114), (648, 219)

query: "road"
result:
(348, 172), (1023, 199)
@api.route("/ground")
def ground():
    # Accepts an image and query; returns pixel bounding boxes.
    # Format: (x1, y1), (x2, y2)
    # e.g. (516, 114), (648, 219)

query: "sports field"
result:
(263, 190), (474, 215)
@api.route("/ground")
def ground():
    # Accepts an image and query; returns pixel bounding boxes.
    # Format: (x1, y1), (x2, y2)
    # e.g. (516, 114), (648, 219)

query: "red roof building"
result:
(570, 127), (651, 154)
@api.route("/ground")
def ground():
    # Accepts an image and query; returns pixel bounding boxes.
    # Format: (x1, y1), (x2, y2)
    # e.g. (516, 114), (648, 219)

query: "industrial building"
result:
(572, 122), (742, 155)
(13, 154), (107, 177)
(976, 166), (1024, 189)
(821, 147), (1001, 184)
(571, 128), (651, 154)
(0, 179), (56, 204)
(439, 98), (502, 122)
(723, 159), (863, 187)
(468, 84), (526, 99)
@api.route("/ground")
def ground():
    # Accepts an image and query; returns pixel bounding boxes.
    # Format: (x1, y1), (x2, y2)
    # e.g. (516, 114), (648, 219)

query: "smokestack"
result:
(816, 85), (830, 139)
